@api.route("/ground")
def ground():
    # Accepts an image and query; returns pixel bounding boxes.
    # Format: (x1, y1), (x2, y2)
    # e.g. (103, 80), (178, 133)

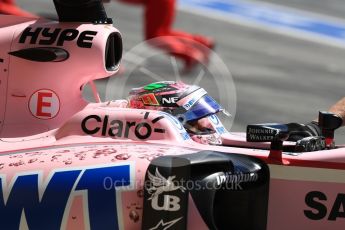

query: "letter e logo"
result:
(29, 89), (60, 119)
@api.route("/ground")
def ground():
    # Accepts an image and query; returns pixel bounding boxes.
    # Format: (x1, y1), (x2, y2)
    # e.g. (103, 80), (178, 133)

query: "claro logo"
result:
(81, 114), (166, 140)
(19, 27), (98, 48)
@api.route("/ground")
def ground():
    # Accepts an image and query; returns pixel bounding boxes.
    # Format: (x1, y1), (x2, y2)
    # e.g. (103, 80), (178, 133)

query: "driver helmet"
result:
(128, 81), (228, 144)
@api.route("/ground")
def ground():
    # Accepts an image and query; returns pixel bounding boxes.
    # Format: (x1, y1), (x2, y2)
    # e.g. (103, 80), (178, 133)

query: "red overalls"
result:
(119, 0), (214, 69)
(0, 0), (35, 17)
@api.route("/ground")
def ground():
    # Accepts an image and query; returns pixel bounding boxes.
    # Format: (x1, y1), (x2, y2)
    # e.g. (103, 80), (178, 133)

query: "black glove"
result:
(287, 121), (321, 142)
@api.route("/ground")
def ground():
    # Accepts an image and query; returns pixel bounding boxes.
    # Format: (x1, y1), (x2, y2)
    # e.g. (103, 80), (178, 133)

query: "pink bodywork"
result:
(0, 15), (120, 138)
(0, 15), (344, 229)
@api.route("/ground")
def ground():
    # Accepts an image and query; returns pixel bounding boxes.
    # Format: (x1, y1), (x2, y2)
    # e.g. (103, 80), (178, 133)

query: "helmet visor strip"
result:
(182, 95), (223, 122)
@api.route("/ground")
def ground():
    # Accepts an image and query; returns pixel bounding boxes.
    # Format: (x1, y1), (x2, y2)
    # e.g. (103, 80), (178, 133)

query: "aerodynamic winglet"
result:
(9, 47), (69, 62)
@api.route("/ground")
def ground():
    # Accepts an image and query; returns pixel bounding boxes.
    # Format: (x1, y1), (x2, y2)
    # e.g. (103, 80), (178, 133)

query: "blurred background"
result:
(13, 0), (345, 143)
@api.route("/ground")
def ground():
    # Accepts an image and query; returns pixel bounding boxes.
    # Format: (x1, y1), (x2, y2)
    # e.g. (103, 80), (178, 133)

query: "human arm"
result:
(328, 97), (345, 126)
(287, 98), (345, 141)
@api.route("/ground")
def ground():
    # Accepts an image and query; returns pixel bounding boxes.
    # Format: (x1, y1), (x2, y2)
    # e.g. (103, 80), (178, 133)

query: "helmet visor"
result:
(183, 95), (222, 122)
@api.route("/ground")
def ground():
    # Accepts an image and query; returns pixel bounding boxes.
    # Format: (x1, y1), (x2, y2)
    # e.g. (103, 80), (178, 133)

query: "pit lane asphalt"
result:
(17, 0), (345, 143)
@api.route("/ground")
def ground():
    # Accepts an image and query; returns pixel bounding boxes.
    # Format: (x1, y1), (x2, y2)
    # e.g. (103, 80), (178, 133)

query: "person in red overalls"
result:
(0, 0), (35, 17)
(140, 0), (214, 69)
(112, 0), (216, 70)
(0, 0), (215, 70)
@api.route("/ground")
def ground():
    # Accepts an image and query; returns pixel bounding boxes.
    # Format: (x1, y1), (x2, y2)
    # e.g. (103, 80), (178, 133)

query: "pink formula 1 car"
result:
(0, 1), (344, 230)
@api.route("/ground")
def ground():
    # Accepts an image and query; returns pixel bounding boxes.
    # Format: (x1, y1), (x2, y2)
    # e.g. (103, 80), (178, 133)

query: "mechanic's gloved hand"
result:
(287, 122), (321, 142)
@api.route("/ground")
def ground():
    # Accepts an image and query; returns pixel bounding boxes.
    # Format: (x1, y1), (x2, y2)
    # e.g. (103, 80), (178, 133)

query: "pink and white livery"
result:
(0, 1), (344, 230)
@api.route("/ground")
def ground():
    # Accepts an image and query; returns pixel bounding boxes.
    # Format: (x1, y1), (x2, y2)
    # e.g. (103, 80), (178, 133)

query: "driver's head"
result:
(128, 81), (228, 144)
